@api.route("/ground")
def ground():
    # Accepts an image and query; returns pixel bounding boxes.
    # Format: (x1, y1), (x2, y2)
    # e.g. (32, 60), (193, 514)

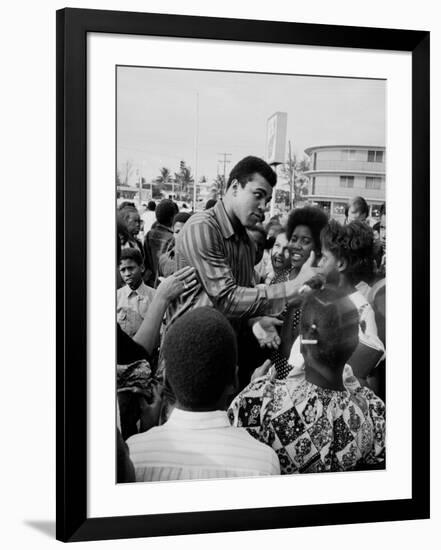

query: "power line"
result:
(217, 153), (231, 195)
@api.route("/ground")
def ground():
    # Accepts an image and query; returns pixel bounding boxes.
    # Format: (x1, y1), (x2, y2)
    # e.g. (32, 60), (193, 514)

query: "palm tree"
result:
(155, 167), (173, 196)
(280, 147), (311, 207)
(175, 161), (194, 200)
(121, 159), (134, 186)
(212, 174), (225, 197)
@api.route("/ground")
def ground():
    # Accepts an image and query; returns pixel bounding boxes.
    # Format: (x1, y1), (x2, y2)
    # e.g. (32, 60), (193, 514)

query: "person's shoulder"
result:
(126, 425), (165, 448)
(180, 209), (222, 240)
(186, 209), (216, 226)
(232, 427), (280, 468)
(350, 385), (385, 412)
(117, 284), (129, 297)
(235, 376), (273, 401)
(348, 289), (369, 307)
(349, 289), (376, 317)
(138, 281), (156, 297)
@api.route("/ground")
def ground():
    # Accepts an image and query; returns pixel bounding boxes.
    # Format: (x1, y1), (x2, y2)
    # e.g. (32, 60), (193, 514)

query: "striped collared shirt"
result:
(167, 200), (288, 326)
(126, 408), (280, 481)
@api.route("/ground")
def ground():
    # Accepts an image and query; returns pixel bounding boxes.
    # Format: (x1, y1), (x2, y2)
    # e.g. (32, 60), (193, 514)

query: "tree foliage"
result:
(279, 151), (311, 207)
(175, 161), (194, 200)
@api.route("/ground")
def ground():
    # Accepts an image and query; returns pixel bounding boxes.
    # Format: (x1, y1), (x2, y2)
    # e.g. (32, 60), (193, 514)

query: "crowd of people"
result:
(116, 155), (386, 483)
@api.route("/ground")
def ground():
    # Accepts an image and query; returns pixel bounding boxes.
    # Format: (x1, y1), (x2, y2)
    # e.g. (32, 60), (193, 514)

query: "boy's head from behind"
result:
(345, 196), (369, 223)
(119, 248), (144, 290)
(163, 307), (238, 411)
(156, 199), (179, 227)
(300, 286), (359, 369)
(319, 219), (375, 286)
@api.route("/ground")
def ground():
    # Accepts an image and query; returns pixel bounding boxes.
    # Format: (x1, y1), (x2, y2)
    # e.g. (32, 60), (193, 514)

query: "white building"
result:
(304, 145), (386, 222)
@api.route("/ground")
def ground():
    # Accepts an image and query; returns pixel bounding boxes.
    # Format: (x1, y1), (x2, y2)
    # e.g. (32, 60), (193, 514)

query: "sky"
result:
(117, 65), (386, 185)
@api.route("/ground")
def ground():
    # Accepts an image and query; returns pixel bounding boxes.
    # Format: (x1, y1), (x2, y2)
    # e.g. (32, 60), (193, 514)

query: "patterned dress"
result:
(228, 376), (385, 474)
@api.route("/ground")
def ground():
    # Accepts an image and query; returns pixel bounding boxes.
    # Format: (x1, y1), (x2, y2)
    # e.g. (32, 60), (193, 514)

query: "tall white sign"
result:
(266, 112), (287, 165)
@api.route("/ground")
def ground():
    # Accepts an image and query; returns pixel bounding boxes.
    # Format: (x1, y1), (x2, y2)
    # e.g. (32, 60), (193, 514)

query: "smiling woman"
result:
(270, 206), (329, 378)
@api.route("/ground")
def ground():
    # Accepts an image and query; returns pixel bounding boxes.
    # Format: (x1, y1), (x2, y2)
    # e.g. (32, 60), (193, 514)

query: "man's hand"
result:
(252, 316), (283, 349)
(250, 359), (276, 382)
(284, 251), (322, 304)
(295, 251), (320, 285)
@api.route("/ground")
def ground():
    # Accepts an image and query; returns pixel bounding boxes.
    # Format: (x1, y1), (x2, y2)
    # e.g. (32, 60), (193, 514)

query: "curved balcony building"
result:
(304, 145), (386, 222)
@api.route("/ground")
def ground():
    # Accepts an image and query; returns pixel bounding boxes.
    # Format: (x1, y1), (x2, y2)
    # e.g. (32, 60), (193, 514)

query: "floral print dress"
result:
(228, 376), (385, 474)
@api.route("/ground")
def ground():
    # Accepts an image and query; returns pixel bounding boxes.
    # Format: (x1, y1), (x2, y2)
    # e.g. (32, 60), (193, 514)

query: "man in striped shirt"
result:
(165, 156), (319, 384)
(127, 307), (280, 481)
(168, 156), (318, 327)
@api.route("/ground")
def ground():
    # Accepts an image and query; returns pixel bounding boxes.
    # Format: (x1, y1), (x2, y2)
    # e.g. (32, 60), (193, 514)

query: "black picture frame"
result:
(56, 8), (430, 543)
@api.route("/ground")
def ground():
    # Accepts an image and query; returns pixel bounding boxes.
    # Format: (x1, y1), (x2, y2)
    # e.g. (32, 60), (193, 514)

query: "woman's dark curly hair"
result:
(286, 206), (329, 249)
(321, 219), (375, 285)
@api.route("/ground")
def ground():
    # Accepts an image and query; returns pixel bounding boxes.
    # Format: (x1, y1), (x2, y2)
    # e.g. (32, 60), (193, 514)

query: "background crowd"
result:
(115, 156), (386, 483)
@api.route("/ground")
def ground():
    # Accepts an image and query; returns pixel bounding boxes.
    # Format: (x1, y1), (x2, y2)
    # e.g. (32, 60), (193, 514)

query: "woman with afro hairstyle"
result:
(268, 206), (328, 379)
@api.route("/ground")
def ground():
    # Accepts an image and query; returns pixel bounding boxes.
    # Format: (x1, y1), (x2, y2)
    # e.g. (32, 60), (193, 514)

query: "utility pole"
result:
(137, 168), (142, 208)
(288, 141), (295, 209)
(218, 153), (231, 196)
(193, 93), (199, 210)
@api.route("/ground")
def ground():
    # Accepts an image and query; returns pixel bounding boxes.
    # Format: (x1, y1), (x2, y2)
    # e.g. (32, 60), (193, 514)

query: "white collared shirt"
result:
(126, 408), (280, 482)
(117, 282), (156, 337)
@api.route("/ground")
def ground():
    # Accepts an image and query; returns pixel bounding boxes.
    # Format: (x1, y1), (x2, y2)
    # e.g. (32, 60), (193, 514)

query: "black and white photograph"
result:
(115, 66), (387, 483)
(1, 0), (436, 546)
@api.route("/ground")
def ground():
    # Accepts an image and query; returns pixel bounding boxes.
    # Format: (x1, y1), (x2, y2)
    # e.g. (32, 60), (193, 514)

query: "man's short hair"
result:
(205, 199), (217, 210)
(119, 247), (143, 266)
(118, 201), (136, 211)
(344, 196), (369, 219)
(173, 212), (191, 226)
(300, 286), (359, 368)
(226, 156), (277, 189)
(147, 200), (156, 211)
(286, 206), (329, 249)
(155, 199), (179, 226)
(321, 219), (375, 285)
(163, 307), (238, 410)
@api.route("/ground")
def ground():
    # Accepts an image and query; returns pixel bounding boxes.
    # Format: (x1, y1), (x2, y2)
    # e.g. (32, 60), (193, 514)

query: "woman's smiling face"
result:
(271, 232), (291, 272)
(289, 224), (315, 269)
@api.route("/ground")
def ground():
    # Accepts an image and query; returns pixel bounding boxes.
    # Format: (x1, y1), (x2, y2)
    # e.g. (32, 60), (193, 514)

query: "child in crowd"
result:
(117, 265), (198, 440)
(229, 286), (385, 474)
(157, 212), (192, 278)
(143, 199), (179, 286)
(117, 248), (156, 337)
(127, 307), (280, 481)
(265, 230), (291, 284)
(345, 196), (369, 224)
(288, 220), (384, 393)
